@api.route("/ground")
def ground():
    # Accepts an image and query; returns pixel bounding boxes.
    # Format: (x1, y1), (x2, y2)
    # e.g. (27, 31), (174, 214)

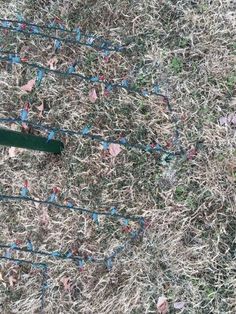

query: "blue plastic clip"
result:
(153, 84), (160, 94)
(31, 26), (40, 34)
(154, 144), (163, 152)
(88, 256), (94, 262)
(90, 76), (99, 82)
(36, 68), (45, 86)
(20, 187), (29, 198)
(142, 90), (149, 97)
(145, 145), (152, 152)
(82, 125), (91, 135)
(101, 141), (109, 150)
(5, 250), (11, 258)
(10, 243), (18, 249)
(2, 21), (10, 28)
(92, 213), (99, 224)
(54, 39), (62, 51)
(86, 36), (95, 45)
(27, 240), (33, 251)
(75, 28), (81, 42)
(10, 55), (21, 64)
(130, 231), (138, 239)
(120, 137), (127, 144)
(47, 130), (55, 142)
(48, 192), (57, 203)
(123, 218), (129, 226)
(67, 65), (75, 74)
(111, 207), (117, 215)
(66, 251), (73, 258)
(20, 109), (28, 122)
(121, 80), (129, 88)
(105, 84), (113, 92)
(106, 258), (112, 270)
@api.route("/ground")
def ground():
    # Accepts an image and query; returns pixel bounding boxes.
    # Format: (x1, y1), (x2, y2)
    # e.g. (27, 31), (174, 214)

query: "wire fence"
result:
(0, 15), (183, 313)
(0, 182), (145, 264)
(0, 49), (182, 156)
(0, 51), (167, 99)
(0, 117), (181, 160)
(0, 182), (145, 313)
(0, 255), (48, 313)
(0, 18), (126, 52)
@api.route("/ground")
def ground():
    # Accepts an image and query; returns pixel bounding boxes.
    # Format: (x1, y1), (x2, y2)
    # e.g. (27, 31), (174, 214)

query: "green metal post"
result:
(0, 128), (64, 154)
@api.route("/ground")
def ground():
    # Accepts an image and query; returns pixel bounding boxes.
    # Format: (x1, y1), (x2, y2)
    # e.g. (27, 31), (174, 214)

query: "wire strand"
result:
(0, 117), (178, 156)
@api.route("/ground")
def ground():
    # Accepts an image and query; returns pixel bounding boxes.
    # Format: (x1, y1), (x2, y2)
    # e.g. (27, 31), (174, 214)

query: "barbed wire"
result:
(0, 255), (48, 313)
(0, 52), (168, 99)
(0, 18), (126, 52)
(0, 117), (180, 159)
(0, 183), (145, 265)
(0, 51), (182, 157)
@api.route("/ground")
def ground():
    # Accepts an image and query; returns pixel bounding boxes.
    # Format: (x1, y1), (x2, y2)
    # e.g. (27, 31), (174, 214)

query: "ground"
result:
(0, 0), (235, 313)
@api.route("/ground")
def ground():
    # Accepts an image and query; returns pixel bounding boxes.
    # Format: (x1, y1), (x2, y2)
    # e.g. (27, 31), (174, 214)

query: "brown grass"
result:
(0, 0), (235, 313)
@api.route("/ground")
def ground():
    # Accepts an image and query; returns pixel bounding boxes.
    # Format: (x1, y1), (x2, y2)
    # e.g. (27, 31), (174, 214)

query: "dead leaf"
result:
(109, 143), (122, 157)
(9, 147), (17, 157)
(22, 122), (28, 130)
(10, 123), (18, 131)
(37, 103), (44, 118)
(157, 296), (169, 314)
(47, 56), (58, 70)
(8, 146), (23, 157)
(219, 116), (228, 126)
(187, 148), (197, 160)
(60, 276), (72, 292)
(89, 88), (98, 103)
(8, 275), (17, 287)
(20, 78), (36, 92)
(227, 113), (236, 125)
(173, 302), (185, 310)
(40, 210), (50, 226)
(0, 272), (4, 281)
(219, 113), (236, 126)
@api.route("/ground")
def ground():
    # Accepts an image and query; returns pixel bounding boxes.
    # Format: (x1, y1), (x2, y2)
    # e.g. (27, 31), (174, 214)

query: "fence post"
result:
(0, 128), (64, 153)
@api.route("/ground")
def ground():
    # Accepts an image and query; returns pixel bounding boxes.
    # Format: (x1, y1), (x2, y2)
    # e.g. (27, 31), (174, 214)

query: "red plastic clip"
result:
(25, 102), (30, 111)
(24, 180), (29, 188)
(21, 23), (27, 30)
(122, 226), (132, 233)
(53, 187), (59, 194)
(99, 75), (105, 81)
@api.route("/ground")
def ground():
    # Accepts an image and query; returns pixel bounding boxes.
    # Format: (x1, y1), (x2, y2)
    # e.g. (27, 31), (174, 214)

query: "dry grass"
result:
(0, 0), (235, 313)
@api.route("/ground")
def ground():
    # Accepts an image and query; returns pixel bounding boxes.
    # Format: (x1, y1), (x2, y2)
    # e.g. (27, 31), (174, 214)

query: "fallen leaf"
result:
(47, 56), (58, 70)
(22, 122), (28, 130)
(60, 276), (72, 292)
(8, 275), (17, 287)
(157, 296), (169, 314)
(187, 148), (197, 160)
(40, 210), (50, 226)
(9, 147), (17, 157)
(174, 302), (185, 310)
(32, 197), (40, 209)
(89, 88), (98, 103)
(0, 272), (4, 281)
(219, 116), (228, 126)
(37, 103), (44, 118)
(109, 143), (122, 157)
(227, 113), (236, 125)
(219, 113), (236, 126)
(10, 123), (18, 131)
(20, 78), (36, 92)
